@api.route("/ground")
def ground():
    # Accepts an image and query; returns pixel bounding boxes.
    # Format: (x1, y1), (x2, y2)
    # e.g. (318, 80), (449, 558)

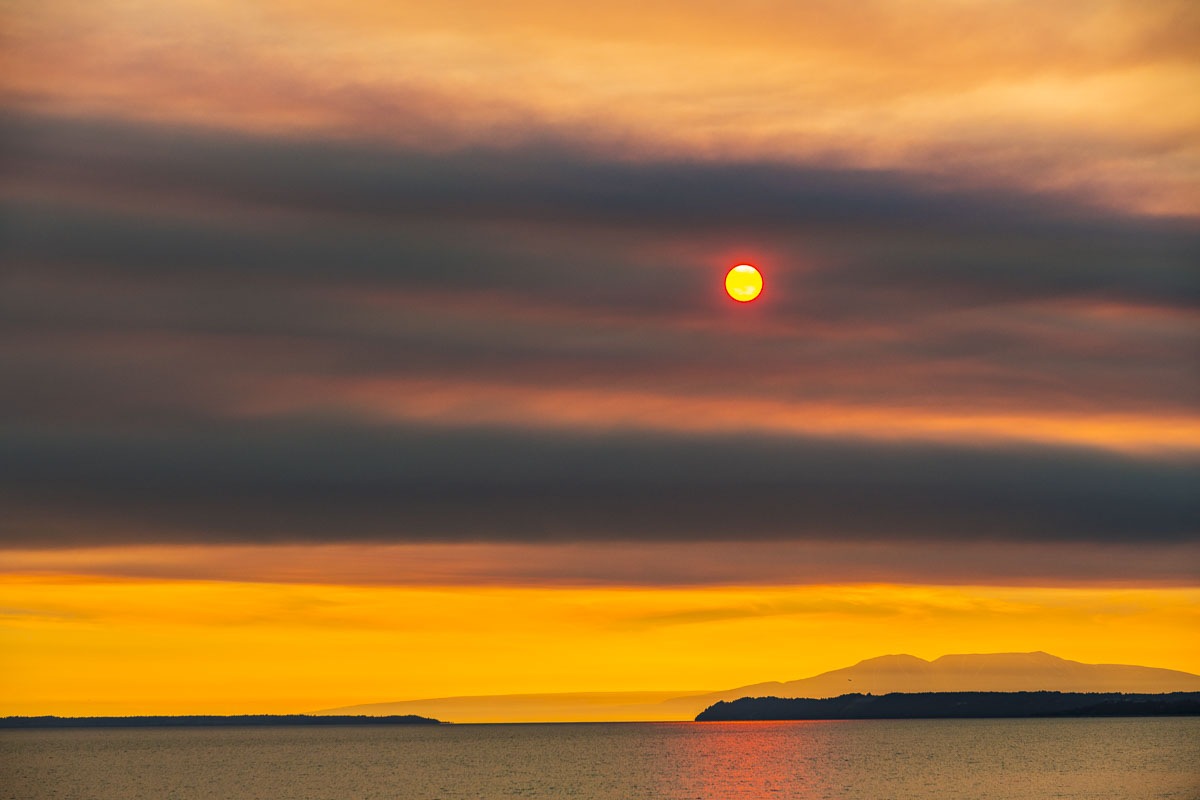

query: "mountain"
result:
(321, 652), (1200, 723)
(657, 652), (1200, 715)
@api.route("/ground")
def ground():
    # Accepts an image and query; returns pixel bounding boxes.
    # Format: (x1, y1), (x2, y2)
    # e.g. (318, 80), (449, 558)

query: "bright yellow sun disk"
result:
(725, 264), (762, 302)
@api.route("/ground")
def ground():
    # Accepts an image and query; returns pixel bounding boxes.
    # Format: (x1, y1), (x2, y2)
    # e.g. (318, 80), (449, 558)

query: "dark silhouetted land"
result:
(0, 714), (442, 728)
(695, 691), (1200, 721)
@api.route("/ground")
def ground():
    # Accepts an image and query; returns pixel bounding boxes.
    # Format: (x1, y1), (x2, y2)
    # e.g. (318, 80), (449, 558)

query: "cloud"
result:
(7, 540), (1199, 588)
(5, 111), (1196, 310)
(5, 0), (1198, 215)
(0, 421), (1195, 547)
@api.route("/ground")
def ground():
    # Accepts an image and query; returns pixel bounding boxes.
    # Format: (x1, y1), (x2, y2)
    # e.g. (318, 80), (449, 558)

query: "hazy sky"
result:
(1, 0), (1197, 714)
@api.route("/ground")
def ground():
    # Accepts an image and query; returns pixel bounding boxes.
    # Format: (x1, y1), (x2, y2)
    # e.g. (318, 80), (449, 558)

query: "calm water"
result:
(2, 718), (1197, 799)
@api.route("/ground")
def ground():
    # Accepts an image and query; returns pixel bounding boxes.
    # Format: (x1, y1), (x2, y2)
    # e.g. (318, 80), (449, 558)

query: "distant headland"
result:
(695, 691), (1200, 721)
(324, 651), (1200, 723)
(0, 714), (443, 728)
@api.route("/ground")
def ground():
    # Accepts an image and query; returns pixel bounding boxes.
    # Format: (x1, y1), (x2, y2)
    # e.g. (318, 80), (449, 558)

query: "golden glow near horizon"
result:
(1, 575), (1197, 717)
(725, 264), (763, 302)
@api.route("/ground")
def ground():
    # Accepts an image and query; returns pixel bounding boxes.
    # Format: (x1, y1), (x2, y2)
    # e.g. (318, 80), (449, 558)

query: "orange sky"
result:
(1, 0), (1197, 717)
(3, 576), (1199, 716)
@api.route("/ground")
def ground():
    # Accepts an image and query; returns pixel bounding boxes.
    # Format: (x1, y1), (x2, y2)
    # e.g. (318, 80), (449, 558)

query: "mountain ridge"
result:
(660, 651), (1200, 713)
(322, 652), (1200, 723)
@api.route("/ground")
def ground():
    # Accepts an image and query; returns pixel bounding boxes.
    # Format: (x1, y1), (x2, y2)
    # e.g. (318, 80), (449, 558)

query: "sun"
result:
(725, 264), (763, 302)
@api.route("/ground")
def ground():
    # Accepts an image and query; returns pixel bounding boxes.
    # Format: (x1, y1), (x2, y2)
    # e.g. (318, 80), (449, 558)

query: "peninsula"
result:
(695, 691), (1200, 721)
(0, 714), (443, 728)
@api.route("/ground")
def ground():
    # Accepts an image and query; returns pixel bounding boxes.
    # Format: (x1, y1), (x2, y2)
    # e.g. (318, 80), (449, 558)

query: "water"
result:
(2, 718), (1197, 799)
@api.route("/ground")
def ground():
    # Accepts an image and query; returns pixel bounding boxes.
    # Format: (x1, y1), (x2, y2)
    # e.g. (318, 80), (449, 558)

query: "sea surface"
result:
(2, 718), (1198, 799)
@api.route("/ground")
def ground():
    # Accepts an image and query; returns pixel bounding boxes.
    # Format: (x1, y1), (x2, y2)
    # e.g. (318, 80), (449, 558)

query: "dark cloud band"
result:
(1, 422), (1195, 547)
(4, 111), (1198, 312)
